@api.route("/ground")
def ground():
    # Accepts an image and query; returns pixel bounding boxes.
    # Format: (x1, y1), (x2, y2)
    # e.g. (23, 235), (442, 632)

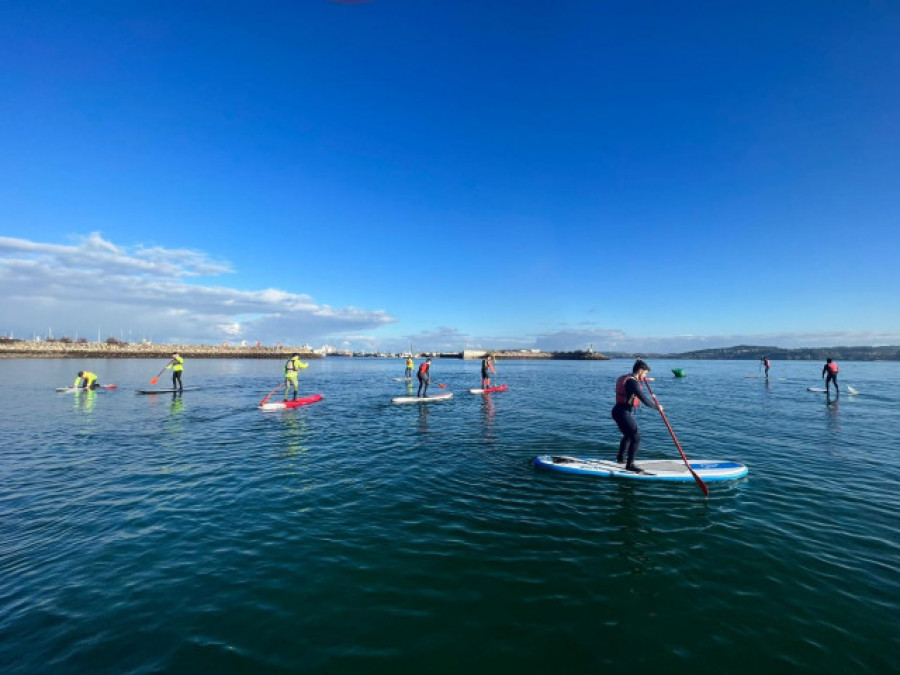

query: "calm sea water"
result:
(1, 357), (897, 673)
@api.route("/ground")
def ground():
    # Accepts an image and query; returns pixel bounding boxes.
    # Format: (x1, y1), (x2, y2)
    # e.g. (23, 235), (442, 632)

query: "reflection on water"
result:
(161, 391), (185, 443)
(278, 412), (309, 459)
(480, 394), (495, 441)
(825, 392), (841, 434)
(75, 389), (96, 413)
(417, 404), (430, 434)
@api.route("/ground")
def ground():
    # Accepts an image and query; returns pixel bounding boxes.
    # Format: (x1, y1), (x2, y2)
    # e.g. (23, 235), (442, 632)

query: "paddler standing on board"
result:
(822, 358), (839, 396)
(284, 353), (302, 401)
(612, 359), (663, 473)
(74, 370), (99, 389)
(481, 354), (496, 390)
(761, 356), (770, 379)
(166, 353), (184, 391)
(417, 358), (432, 398)
(404, 355), (414, 379)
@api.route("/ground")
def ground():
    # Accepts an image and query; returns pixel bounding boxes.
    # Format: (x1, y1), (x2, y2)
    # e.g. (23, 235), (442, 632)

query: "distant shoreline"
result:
(607, 344), (900, 361)
(3, 340), (897, 361)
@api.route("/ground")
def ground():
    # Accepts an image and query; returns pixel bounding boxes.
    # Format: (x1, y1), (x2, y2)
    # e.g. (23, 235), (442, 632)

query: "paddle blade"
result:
(149, 377), (159, 385)
(259, 382), (284, 407)
(437, 383), (447, 389)
(645, 380), (709, 498)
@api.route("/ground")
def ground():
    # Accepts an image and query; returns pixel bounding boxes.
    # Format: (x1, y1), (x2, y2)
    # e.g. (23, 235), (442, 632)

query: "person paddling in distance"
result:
(404, 355), (414, 379)
(166, 353), (184, 391)
(761, 356), (770, 379)
(612, 359), (663, 473)
(74, 370), (99, 389)
(481, 353), (496, 390)
(417, 358), (433, 398)
(822, 358), (839, 396)
(284, 353), (302, 401)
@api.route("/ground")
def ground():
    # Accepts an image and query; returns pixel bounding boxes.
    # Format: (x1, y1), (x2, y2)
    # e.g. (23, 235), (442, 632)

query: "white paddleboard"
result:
(392, 377), (412, 382)
(391, 392), (453, 404)
(533, 455), (748, 482)
(807, 387), (827, 392)
(56, 385), (117, 392)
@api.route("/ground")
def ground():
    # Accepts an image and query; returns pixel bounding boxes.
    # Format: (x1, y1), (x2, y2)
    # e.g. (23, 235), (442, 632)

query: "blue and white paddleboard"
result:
(533, 455), (748, 482)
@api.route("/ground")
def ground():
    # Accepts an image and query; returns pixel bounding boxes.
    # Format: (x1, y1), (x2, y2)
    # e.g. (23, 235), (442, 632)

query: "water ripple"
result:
(0, 359), (898, 673)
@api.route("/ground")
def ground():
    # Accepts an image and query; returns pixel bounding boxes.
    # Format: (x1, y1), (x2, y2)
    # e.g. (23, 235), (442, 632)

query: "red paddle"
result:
(149, 363), (170, 386)
(644, 380), (709, 497)
(259, 382), (284, 407)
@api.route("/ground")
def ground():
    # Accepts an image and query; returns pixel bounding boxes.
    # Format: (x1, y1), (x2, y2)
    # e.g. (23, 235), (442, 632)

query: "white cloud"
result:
(0, 232), (395, 344)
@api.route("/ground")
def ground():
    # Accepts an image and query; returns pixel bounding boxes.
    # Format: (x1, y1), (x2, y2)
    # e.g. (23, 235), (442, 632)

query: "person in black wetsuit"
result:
(417, 358), (432, 398)
(481, 354), (495, 389)
(611, 359), (662, 473)
(822, 358), (839, 396)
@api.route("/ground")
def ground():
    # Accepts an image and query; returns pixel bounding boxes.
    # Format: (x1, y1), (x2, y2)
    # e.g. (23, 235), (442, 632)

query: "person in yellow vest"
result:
(404, 356), (414, 379)
(166, 353), (184, 391)
(74, 370), (99, 389)
(284, 353), (306, 401)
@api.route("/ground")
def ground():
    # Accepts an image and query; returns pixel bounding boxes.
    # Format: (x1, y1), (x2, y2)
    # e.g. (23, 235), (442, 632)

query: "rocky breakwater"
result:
(0, 340), (321, 360)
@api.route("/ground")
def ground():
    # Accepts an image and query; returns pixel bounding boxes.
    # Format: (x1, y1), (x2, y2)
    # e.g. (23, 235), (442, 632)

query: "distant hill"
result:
(606, 345), (900, 361)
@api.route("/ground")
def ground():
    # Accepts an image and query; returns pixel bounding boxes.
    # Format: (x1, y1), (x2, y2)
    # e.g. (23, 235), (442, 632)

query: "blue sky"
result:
(1, 1), (898, 352)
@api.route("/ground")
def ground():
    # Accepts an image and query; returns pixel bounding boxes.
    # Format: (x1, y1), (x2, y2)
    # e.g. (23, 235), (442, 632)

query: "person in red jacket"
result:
(822, 358), (839, 396)
(417, 358), (433, 398)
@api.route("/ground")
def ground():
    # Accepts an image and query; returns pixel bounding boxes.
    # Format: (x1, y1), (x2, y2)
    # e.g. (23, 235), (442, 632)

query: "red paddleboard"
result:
(260, 393), (323, 410)
(468, 384), (508, 394)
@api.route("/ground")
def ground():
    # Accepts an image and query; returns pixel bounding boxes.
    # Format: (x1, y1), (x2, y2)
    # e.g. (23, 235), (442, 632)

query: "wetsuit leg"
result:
(612, 407), (640, 468)
(417, 374), (425, 397)
(173, 371), (183, 391)
(285, 376), (297, 399)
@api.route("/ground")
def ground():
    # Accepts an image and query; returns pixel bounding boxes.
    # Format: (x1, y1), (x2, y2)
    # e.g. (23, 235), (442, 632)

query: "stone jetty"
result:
(0, 339), (321, 360)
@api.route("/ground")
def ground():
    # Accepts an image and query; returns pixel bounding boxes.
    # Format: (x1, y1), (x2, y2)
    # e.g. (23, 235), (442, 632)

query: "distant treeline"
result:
(608, 345), (900, 361)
